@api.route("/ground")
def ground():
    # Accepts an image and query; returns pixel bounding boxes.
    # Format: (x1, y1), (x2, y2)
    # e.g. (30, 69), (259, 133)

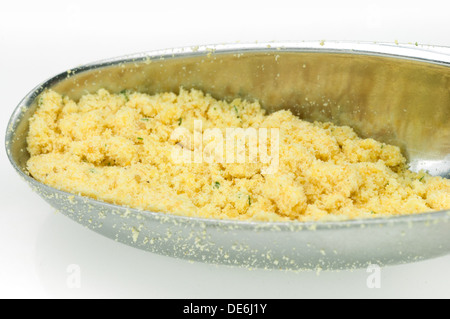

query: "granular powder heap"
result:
(26, 88), (450, 221)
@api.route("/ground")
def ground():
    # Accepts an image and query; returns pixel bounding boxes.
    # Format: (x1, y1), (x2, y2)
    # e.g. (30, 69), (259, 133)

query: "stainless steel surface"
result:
(5, 41), (450, 270)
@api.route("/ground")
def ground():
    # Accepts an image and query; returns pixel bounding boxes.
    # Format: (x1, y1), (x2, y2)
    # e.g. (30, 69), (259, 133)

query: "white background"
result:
(1, 0), (449, 299)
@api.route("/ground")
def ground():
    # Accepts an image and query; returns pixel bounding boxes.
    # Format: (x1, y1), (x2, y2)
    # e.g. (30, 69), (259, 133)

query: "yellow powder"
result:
(26, 88), (450, 222)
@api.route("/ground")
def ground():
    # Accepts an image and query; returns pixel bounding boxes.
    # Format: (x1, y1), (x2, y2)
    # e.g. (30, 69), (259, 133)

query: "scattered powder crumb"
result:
(131, 227), (140, 243)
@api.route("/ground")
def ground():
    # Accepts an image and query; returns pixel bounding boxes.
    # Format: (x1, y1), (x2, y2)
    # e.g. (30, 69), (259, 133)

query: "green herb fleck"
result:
(415, 42), (418, 46)
(141, 118), (150, 121)
(233, 105), (241, 119)
(178, 118), (183, 126)
(89, 168), (96, 173)
(137, 137), (143, 141)
(381, 144), (384, 149)
(370, 211), (376, 215)
(248, 195), (252, 206)
(214, 181), (220, 189)
(419, 176), (425, 182)
(120, 89), (129, 102)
